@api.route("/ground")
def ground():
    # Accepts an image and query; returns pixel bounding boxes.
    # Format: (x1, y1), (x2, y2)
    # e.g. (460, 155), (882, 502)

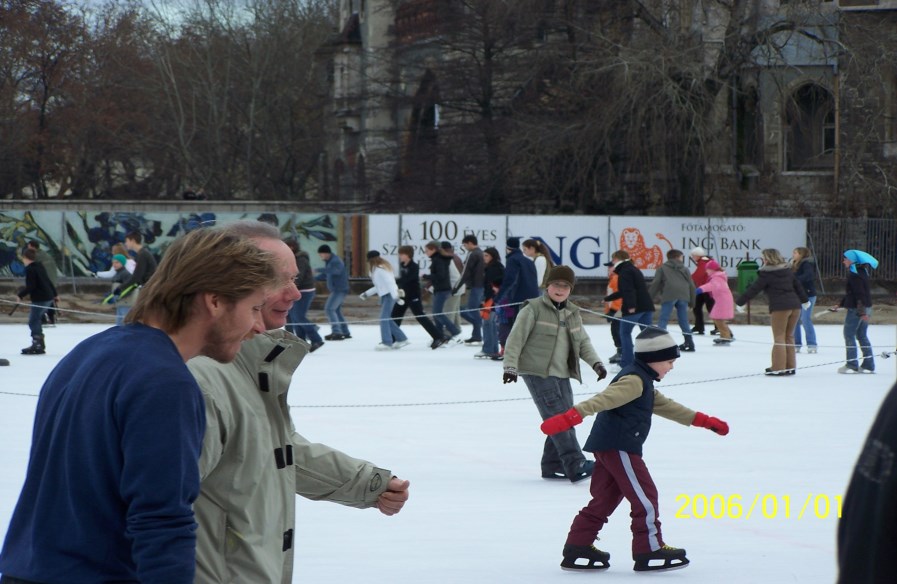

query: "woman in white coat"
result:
(523, 239), (555, 289)
(360, 251), (410, 350)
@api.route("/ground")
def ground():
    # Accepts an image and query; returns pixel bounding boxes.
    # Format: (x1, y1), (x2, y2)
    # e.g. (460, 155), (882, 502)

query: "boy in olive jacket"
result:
(502, 265), (607, 483)
(541, 328), (729, 573)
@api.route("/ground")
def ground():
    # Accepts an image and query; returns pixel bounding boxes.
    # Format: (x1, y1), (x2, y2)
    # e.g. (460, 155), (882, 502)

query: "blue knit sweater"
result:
(0, 324), (205, 584)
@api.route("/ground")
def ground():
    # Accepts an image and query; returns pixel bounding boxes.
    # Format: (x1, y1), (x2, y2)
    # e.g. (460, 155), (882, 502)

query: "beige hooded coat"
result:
(188, 330), (391, 584)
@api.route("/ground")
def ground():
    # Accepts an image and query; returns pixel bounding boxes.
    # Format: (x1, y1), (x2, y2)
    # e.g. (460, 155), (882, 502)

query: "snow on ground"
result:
(0, 319), (894, 582)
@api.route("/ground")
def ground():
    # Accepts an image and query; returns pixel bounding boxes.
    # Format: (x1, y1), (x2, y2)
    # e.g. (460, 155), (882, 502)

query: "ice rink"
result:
(0, 318), (894, 582)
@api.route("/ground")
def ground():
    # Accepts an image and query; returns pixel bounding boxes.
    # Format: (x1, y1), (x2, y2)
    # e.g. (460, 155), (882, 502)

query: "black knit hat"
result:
(366, 250), (380, 259)
(317, 244), (332, 254)
(506, 236), (520, 249)
(546, 265), (575, 288)
(634, 328), (680, 363)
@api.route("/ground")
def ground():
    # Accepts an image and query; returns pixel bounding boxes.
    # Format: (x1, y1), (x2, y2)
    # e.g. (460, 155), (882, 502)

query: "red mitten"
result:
(540, 408), (584, 435)
(692, 411), (729, 436)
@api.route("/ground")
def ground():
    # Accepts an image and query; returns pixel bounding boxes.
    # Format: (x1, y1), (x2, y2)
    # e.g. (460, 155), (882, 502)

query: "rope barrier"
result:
(0, 295), (876, 352)
(3, 353), (891, 406)
(1, 297), (890, 407)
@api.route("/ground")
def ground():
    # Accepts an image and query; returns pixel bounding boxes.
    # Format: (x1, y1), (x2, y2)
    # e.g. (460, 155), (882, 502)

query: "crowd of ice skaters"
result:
(4, 231), (885, 578)
(289, 238), (879, 377)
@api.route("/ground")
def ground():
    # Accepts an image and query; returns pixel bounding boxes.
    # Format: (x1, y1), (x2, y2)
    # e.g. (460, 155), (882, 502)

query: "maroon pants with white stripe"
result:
(566, 450), (664, 555)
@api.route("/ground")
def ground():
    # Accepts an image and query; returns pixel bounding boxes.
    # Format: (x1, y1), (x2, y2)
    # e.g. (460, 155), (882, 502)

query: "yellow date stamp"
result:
(674, 494), (843, 520)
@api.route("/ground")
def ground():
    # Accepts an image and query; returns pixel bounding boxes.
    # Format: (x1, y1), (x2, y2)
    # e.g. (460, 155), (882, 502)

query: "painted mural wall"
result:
(0, 211), (341, 278)
(0, 210), (806, 280)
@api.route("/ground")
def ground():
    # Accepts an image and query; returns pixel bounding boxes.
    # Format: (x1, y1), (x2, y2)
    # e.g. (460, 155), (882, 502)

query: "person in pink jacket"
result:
(695, 260), (734, 344)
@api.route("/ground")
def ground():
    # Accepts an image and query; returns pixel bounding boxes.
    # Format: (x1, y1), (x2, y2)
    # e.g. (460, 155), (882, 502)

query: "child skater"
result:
(540, 328), (729, 573)
(695, 260), (735, 345)
(502, 265), (607, 482)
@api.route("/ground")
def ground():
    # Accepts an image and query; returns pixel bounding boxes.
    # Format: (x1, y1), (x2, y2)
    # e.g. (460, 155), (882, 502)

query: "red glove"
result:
(692, 411), (729, 436)
(540, 408), (584, 435)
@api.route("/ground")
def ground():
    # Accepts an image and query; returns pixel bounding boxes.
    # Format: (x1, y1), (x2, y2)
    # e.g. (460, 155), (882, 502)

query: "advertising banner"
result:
(368, 215), (806, 277)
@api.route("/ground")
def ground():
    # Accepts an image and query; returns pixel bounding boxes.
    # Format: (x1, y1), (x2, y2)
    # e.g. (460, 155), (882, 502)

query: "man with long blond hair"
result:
(0, 228), (279, 584)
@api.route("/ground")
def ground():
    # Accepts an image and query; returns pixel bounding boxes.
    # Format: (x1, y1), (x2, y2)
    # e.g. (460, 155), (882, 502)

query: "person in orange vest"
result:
(603, 260), (623, 364)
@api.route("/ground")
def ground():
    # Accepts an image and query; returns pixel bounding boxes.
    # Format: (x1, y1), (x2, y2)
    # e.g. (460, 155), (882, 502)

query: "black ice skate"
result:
(21, 335), (46, 355)
(569, 460), (594, 483)
(633, 545), (689, 572)
(22, 335), (47, 355)
(608, 349), (622, 364)
(561, 544), (610, 571)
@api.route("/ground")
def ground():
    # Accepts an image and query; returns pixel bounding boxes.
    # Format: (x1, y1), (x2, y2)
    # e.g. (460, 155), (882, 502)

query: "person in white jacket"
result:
(360, 250), (410, 350)
(523, 238), (555, 289)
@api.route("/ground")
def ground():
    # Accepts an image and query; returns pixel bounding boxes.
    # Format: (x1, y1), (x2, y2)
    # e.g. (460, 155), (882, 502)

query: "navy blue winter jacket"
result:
(583, 360), (659, 456)
(496, 249), (539, 305)
(794, 259), (817, 297)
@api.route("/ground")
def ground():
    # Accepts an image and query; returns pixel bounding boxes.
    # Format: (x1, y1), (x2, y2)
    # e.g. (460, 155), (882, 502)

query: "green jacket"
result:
(188, 330), (391, 584)
(503, 294), (603, 382)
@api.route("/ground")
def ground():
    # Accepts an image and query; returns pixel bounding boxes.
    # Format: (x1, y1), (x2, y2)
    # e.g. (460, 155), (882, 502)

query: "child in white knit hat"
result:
(541, 327), (729, 573)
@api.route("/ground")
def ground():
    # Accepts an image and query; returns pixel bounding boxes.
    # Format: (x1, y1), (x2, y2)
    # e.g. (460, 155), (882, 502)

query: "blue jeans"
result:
(794, 296), (817, 348)
(844, 307), (874, 371)
(658, 300), (690, 337)
(379, 295), (407, 345)
(620, 311), (654, 367)
(483, 313), (499, 354)
(432, 290), (461, 338)
(324, 291), (349, 335)
(459, 287), (484, 341)
(28, 300), (53, 337)
(522, 374), (587, 476)
(288, 290), (323, 343)
(115, 305), (130, 326)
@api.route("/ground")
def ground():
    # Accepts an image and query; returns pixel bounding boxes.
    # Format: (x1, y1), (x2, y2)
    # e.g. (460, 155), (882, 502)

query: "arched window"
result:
(410, 70), (439, 146)
(784, 83), (835, 171)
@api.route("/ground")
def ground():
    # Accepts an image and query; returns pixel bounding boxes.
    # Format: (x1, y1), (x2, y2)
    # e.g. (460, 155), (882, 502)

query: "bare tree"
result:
(0, 0), (89, 198)
(146, 0), (334, 200)
(502, 0), (847, 215)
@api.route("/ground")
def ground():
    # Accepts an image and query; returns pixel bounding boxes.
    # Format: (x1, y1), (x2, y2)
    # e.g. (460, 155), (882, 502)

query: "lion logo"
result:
(619, 228), (673, 269)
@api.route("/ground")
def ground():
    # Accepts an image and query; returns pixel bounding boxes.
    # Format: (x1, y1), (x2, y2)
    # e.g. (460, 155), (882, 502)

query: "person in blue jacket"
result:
(494, 236), (540, 352)
(316, 244), (351, 340)
(0, 227), (277, 584)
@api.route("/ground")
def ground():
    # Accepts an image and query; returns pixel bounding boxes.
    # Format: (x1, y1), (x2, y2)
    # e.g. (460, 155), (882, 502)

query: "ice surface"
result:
(0, 320), (893, 582)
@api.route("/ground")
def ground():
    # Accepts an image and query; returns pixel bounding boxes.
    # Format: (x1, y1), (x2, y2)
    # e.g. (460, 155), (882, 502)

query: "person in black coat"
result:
(832, 249), (877, 373)
(837, 380), (897, 583)
(16, 247), (57, 355)
(604, 250), (655, 368)
(423, 240), (461, 340)
(393, 245), (446, 349)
